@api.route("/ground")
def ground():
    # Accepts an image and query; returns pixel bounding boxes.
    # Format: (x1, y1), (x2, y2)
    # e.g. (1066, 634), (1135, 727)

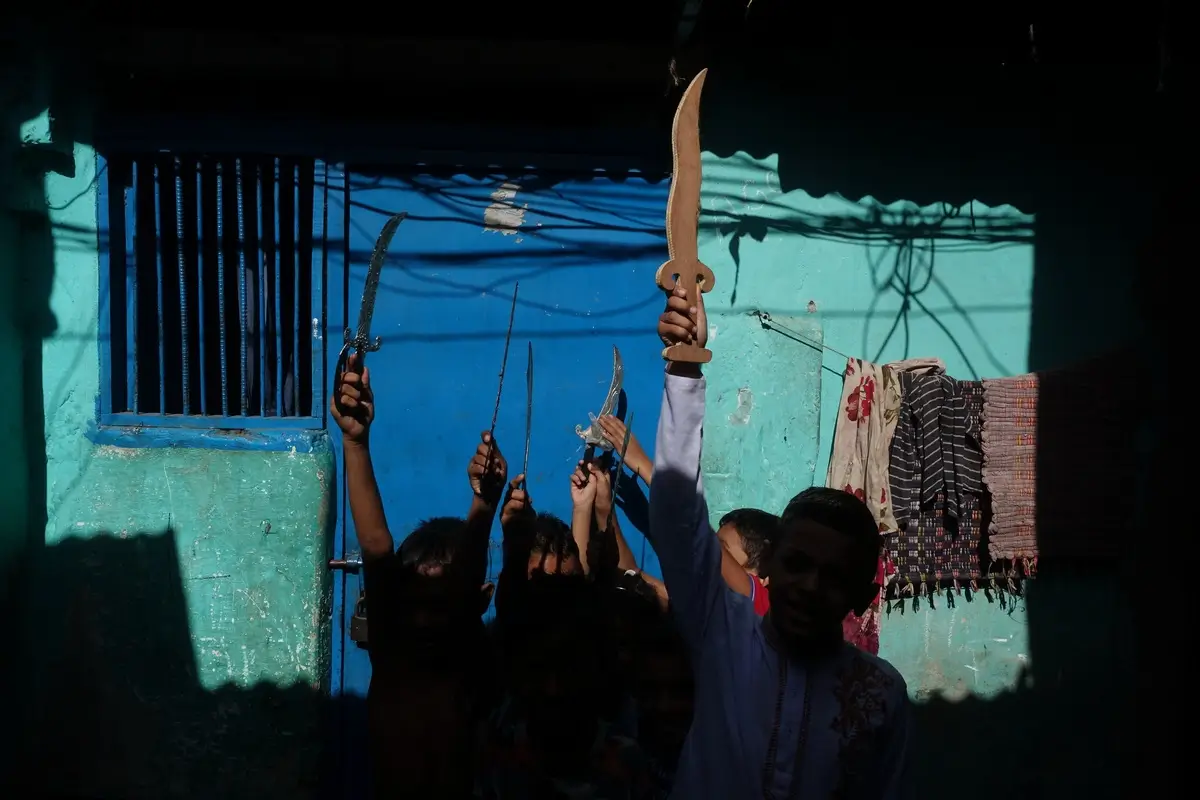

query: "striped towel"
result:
(982, 351), (1138, 563)
(981, 376), (1038, 561)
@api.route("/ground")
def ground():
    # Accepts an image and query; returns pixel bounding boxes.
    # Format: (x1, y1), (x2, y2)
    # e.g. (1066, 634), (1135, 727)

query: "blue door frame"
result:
(330, 160), (671, 794)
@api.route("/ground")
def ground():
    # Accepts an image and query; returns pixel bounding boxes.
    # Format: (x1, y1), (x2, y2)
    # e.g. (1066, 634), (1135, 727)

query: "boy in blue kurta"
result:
(649, 285), (913, 800)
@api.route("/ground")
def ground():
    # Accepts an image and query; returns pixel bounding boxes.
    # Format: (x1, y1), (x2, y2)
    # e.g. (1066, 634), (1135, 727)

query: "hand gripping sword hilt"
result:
(335, 328), (383, 380)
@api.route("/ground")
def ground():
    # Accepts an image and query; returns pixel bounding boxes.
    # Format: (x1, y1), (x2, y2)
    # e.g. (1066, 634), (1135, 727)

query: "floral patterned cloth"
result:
(827, 359), (904, 530)
(826, 357), (944, 653)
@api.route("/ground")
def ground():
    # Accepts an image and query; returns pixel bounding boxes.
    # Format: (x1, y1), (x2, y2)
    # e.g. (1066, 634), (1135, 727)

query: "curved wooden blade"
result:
(665, 68), (708, 263)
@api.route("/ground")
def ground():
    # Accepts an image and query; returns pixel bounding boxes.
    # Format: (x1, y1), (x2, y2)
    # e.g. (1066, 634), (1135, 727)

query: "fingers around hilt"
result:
(334, 343), (353, 380)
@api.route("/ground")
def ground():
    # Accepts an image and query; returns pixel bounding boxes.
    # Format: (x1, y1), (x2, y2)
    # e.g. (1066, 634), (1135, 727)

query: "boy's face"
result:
(398, 570), (495, 630)
(763, 519), (866, 646)
(526, 548), (582, 578)
(716, 523), (756, 576)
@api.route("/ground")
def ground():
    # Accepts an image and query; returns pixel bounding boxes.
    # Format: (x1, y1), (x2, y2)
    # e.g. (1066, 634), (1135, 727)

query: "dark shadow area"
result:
(1, 19), (63, 785)
(10, 528), (358, 800)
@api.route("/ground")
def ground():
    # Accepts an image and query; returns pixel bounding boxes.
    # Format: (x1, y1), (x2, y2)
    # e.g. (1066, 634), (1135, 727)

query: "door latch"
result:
(349, 590), (369, 647)
(328, 552), (363, 573)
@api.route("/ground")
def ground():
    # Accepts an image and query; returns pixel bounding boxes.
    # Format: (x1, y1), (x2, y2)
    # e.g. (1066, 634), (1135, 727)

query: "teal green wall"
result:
(698, 149), (1034, 700)
(26, 140), (335, 799)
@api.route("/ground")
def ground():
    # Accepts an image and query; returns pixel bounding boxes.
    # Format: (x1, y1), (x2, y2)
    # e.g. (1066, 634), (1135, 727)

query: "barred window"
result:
(98, 154), (326, 429)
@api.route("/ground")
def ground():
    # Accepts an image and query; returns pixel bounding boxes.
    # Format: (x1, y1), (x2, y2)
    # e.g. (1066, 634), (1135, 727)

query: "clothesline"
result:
(752, 311), (857, 362)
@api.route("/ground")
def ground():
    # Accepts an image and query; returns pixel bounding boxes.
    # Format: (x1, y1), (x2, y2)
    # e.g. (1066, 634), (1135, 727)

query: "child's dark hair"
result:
(780, 488), (879, 584)
(718, 508), (780, 571)
(530, 512), (579, 560)
(398, 516), (484, 585)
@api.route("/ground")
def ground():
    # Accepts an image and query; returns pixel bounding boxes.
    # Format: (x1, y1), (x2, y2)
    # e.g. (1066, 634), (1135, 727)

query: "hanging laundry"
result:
(826, 358), (902, 529)
(980, 375), (1037, 562)
(887, 372), (987, 596)
(826, 356), (942, 651)
(982, 350), (1137, 564)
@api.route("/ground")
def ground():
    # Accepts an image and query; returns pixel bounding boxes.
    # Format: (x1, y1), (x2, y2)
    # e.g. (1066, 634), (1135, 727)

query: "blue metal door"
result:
(331, 164), (670, 789)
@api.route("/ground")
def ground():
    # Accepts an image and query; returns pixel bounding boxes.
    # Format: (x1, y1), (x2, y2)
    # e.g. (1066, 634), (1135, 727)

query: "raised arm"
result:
(569, 462), (598, 574)
(331, 357), (405, 659)
(465, 431), (507, 571)
(592, 463), (636, 571)
(331, 356), (393, 561)
(597, 415), (654, 486)
(590, 465), (667, 608)
(499, 475), (535, 571)
(647, 286), (725, 646)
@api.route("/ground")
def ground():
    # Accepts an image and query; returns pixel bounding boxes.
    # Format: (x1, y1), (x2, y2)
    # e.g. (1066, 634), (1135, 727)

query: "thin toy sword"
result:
(521, 342), (533, 489)
(483, 283), (519, 474)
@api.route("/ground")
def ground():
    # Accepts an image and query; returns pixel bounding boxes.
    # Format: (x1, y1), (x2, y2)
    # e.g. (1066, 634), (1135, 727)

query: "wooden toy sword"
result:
(656, 68), (715, 363)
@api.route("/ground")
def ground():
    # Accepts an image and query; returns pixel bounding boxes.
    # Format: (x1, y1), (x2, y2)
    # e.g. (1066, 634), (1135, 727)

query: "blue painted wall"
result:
(336, 170), (674, 706)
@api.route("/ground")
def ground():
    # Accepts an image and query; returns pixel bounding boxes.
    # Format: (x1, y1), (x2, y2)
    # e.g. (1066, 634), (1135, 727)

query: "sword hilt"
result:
(578, 443), (598, 487)
(336, 328), (383, 379)
(334, 333), (382, 412)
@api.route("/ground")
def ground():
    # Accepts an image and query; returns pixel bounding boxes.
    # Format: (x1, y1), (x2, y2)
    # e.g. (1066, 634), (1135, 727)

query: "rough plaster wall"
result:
(43, 144), (101, 520)
(698, 150), (1035, 701)
(35, 143), (335, 799)
(37, 447), (333, 798)
(701, 311), (824, 521)
(47, 445), (334, 689)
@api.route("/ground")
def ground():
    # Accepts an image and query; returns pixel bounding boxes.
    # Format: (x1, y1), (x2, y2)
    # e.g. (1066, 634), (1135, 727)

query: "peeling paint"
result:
(483, 182), (525, 234)
(729, 387), (754, 426)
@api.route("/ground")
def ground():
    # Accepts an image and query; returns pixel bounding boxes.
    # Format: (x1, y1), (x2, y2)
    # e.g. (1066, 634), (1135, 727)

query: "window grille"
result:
(97, 154), (325, 429)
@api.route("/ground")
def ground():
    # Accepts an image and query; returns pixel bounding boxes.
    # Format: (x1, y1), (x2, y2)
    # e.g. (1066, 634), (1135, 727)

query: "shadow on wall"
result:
(0, 34), (346, 799)
(1, 24), (60, 785)
(689, 66), (1166, 797)
(16, 529), (347, 800)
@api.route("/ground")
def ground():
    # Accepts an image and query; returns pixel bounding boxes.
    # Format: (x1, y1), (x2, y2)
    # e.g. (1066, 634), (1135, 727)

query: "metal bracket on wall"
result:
(328, 552), (362, 573)
(329, 553), (370, 647)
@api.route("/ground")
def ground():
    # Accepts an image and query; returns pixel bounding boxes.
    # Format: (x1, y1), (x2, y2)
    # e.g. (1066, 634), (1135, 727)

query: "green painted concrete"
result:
(47, 445), (334, 689)
(697, 149), (1035, 701)
(42, 142), (333, 685)
(702, 312), (824, 521)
